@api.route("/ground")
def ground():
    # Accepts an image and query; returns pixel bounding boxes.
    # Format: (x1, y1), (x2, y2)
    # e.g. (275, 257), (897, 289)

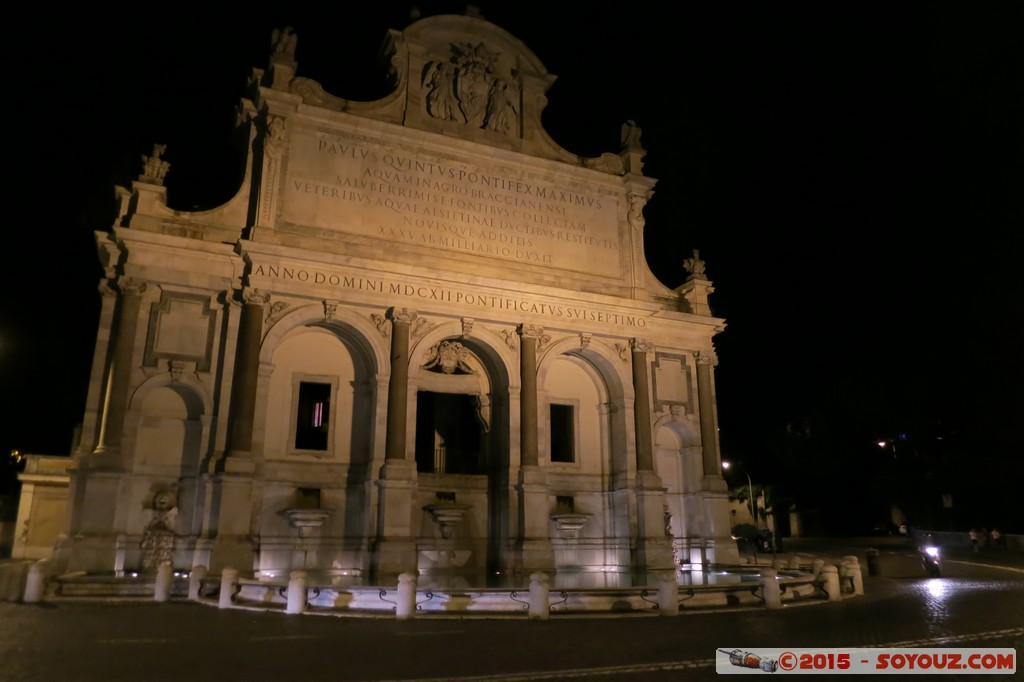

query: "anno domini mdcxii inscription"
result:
(283, 129), (621, 276)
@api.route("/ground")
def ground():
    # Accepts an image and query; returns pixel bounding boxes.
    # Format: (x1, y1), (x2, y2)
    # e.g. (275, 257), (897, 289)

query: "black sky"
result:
(5, 3), (1023, 524)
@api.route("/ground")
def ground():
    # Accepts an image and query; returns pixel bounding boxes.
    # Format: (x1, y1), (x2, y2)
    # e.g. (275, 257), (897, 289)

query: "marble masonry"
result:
(55, 12), (739, 585)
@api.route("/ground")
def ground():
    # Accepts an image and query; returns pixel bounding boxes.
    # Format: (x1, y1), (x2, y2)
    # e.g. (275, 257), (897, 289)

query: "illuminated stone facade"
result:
(58, 13), (738, 584)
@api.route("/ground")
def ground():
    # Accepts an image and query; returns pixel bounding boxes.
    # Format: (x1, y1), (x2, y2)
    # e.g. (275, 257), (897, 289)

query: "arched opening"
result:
(411, 334), (511, 583)
(256, 318), (380, 577)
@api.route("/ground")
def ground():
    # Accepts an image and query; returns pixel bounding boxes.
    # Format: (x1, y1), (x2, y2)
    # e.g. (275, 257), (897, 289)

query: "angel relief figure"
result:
(422, 340), (475, 374)
(483, 78), (518, 135)
(423, 61), (461, 122)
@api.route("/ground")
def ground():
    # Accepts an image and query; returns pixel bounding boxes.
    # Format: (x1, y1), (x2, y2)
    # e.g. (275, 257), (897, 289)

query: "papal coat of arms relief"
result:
(422, 42), (519, 135)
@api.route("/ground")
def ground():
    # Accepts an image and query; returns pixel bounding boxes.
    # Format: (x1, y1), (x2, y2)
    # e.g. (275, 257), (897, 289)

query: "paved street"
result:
(2, 541), (1022, 681)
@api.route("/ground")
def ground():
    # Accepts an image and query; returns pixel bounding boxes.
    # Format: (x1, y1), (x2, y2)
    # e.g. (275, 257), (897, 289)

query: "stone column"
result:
(693, 349), (738, 564)
(384, 307), (415, 463)
(372, 307), (418, 578)
(95, 277), (147, 457)
(225, 288), (269, 458)
(630, 338), (674, 574)
(695, 350), (721, 479)
(515, 324), (552, 573)
(518, 324), (541, 467)
(630, 338), (655, 473)
(206, 288), (266, 571)
(77, 279), (120, 456)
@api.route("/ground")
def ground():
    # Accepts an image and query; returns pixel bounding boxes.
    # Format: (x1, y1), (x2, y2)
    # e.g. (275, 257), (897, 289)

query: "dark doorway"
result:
(415, 392), (484, 474)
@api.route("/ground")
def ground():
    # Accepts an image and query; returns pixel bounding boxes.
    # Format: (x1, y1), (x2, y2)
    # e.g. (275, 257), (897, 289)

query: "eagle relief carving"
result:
(422, 42), (519, 135)
(422, 340), (475, 374)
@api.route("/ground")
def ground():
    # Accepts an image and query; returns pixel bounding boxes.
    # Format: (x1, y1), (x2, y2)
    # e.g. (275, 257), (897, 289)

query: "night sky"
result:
(5, 3), (1022, 531)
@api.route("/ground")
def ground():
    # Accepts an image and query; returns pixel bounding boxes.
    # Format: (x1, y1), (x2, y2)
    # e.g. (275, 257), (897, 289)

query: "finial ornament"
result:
(621, 120), (643, 152)
(139, 144), (170, 185)
(684, 249), (707, 279)
(271, 26), (297, 58)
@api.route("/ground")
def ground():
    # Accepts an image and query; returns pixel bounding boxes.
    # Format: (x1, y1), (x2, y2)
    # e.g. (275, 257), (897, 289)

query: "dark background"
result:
(4, 2), (1022, 533)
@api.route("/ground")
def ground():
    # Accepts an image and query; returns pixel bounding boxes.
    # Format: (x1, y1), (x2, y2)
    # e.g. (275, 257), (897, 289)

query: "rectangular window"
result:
(295, 381), (331, 451)
(550, 403), (575, 463)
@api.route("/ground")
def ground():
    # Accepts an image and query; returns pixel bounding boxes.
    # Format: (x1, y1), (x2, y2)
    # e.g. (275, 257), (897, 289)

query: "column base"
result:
(516, 539), (554, 574)
(371, 537), (418, 580)
(516, 466), (553, 572)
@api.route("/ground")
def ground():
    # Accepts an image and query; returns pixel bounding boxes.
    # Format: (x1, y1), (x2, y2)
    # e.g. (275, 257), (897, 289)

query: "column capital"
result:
(240, 287), (270, 306)
(694, 349), (718, 367)
(387, 306), (417, 324)
(630, 337), (655, 354)
(116, 277), (148, 296)
(517, 323), (545, 339)
(98, 279), (119, 297)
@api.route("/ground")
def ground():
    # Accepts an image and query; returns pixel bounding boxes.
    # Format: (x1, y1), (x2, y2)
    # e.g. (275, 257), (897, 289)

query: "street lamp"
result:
(722, 460), (757, 527)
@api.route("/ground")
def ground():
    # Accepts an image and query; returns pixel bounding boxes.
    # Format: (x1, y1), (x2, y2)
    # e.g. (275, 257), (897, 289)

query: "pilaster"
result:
(92, 277), (148, 465)
(372, 307), (419, 577)
(225, 287), (269, 462)
(515, 323), (552, 572)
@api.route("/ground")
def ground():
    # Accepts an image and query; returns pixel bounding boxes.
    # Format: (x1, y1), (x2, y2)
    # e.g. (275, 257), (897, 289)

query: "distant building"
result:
(54, 13), (737, 584)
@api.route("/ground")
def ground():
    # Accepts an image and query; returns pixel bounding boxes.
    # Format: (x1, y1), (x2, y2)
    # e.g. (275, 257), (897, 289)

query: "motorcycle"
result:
(920, 545), (942, 577)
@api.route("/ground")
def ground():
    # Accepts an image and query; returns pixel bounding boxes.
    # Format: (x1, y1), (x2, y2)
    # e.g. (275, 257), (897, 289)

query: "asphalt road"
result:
(2, 545), (1021, 681)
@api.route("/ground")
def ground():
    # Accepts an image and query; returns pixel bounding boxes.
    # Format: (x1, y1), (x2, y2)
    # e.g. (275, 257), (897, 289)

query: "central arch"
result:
(409, 322), (515, 582)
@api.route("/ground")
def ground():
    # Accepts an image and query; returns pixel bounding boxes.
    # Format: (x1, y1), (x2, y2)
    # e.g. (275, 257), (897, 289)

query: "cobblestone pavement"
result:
(1, 539), (1022, 681)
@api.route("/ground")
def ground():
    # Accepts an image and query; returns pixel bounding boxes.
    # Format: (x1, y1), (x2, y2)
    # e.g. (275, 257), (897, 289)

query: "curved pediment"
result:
(279, 13), (622, 171)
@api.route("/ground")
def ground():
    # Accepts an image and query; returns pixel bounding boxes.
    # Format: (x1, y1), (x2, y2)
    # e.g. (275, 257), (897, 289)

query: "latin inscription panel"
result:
(282, 130), (621, 277)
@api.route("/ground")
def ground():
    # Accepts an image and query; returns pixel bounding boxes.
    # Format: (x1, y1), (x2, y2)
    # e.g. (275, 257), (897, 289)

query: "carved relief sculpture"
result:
(371, 313), (391, 337)
(140, 489), (177, 570)
(422, 42), (519, 135)
(265, 301), (289, 323)
(264, 115), (287, 157)
(422, 340), (474, 374)
(627, 192), (648, 231)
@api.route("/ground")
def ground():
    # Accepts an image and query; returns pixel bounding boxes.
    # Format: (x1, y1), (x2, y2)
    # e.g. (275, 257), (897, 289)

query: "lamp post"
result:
(722, 461), (757, 528)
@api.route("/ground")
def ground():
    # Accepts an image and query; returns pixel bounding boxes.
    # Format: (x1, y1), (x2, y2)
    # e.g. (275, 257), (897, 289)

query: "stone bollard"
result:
(811, 558), (825, 578)
(761, 568), (782, 609)
(842, 557), (864, 596)
(23, 561), (47, 603)
(286, 570), (308, 615)
(219, 567), (238, 609)
(788, 555), (802, 570)
(396, 571), (418, 620)
(657, 576), (679, 616)
(188, 565), (208, 601)
(821, 564), (841, 601)
(772, 555), (784, 570)
(528, 572), (550, 620)
(154, 561), (173, 602)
